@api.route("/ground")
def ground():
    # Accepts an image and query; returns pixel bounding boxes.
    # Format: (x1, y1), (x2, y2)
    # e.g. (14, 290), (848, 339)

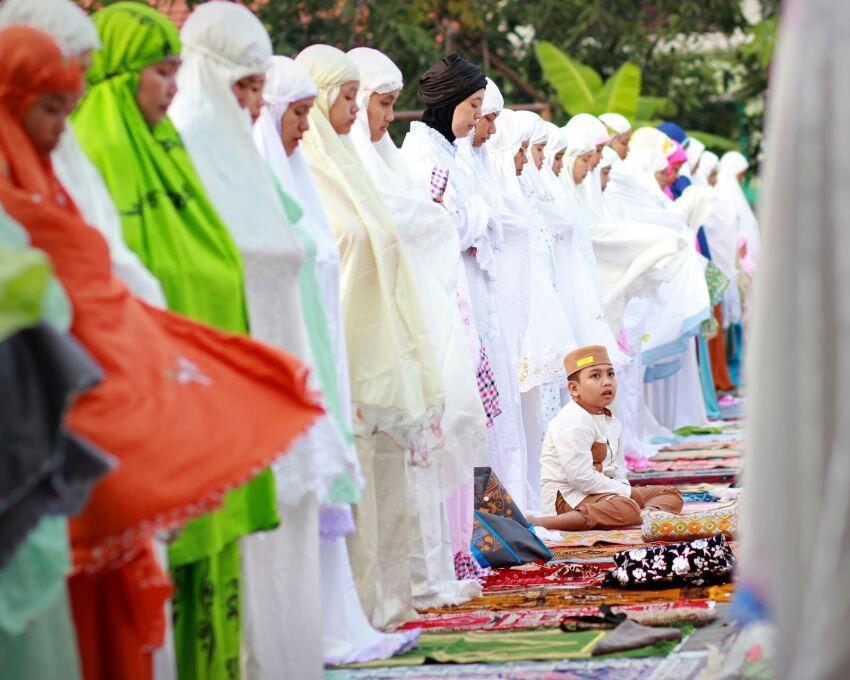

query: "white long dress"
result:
(168, 8), (342, 678)
(402, 121), (531, 513)
(254, 81), (419, 670)
(348, 47), (485, 608)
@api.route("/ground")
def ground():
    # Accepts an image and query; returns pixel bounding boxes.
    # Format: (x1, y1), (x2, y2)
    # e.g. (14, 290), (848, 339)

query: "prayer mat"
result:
(482, 563), (607, 593)
(642, 458), (742, 472)
(421, 583), (734, 613)
(545, 528), (645, 548)
(400, 601), (717, 634)
(653, 448), (742, 461)
(628, 470), (738, 486)
(325, 653), (710, 679)
(659, 440), (743, 453)
(549, 543), (657, 561)
(336, 629), (605, 667)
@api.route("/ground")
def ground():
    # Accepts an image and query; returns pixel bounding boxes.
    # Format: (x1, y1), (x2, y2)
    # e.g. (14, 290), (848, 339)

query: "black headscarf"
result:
(418, 53), (487, 143)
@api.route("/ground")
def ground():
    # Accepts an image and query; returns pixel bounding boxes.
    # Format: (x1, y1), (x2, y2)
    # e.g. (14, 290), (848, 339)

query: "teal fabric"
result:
(0, 516), (81, 679)
(271, 175), (358, 504)
(697, 335), (721, 419)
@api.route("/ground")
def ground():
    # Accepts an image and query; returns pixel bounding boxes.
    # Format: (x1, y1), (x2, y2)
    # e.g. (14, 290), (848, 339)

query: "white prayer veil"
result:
(600, 145), (619, 170)
(717, 150), (761, 268)
(741, 1), (850, 676)
(294, 43), (443, 450)
(0, 0), (99, 56)
(599, 112), (631, 136)
(456, 76), (504, 180)
(486, 108), (534, 220)
(512, 110), (554, 202)
(0, 0), (166, 306)
(481, 76), (504, 116)
(563, 114), (610, 220)
(169, 1), (309, 358)
(347, 46), (408, 181)
(252, 55), (360, 482)
(686, 138), (706, 174)
(694, 150), (719, 186)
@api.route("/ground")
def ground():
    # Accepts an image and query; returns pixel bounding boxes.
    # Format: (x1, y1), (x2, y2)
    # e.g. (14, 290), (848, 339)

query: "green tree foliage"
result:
(256, 0), (776, 159)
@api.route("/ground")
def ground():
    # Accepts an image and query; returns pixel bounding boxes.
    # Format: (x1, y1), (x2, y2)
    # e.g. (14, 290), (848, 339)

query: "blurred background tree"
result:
(78, 0), (780, 164)
(258, 0), (778, 163)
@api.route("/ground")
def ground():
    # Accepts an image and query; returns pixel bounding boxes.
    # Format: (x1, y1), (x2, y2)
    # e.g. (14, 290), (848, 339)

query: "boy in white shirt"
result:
(531, 345), (683, 531)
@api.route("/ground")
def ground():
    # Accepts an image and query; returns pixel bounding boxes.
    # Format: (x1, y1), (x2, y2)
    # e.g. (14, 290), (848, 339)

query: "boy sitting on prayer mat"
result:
(531, 346), (683, 531)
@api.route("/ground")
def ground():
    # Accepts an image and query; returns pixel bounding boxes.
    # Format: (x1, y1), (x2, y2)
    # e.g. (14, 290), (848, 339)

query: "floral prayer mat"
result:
(418, 583), (734, 614)
(397, 600), (718, 634)
(481, 563), (607, 593)
(652, 448), (743, 461)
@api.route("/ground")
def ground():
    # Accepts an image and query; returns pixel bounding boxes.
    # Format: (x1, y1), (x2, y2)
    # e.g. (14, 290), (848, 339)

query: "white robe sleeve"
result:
(559, 423), (632, 498)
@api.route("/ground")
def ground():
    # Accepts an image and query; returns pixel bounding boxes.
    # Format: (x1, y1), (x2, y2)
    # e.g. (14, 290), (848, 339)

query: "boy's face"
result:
(568, 364), (617, 409)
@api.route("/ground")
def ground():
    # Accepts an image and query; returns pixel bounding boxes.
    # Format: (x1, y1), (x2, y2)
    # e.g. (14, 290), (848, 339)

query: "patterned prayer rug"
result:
(545, 528), (645, 548)
(397, 600), (718, 634)
(419, 584), (734, 614)
(482, 563), (607, 593)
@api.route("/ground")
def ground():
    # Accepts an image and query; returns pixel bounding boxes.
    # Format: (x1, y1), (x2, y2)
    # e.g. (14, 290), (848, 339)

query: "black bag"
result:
(470, 467), (552, 568)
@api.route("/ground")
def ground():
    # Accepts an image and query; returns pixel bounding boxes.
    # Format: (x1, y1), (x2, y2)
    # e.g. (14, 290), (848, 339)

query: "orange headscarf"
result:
(0, 26), (81, 198)
(0, 25), (323, 680)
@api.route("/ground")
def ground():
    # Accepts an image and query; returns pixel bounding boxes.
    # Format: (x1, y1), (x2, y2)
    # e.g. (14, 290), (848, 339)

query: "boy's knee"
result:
(610, 496), (643, 526)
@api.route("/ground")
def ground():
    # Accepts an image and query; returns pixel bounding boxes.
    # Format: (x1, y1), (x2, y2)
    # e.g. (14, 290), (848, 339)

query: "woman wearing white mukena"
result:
(402, 55), (532, 513)
(346, 45), (486, 608)
(253, 54), (419, 667)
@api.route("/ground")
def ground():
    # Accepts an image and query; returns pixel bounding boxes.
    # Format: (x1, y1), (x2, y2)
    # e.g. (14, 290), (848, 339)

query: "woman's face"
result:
(137, 56), (181, 127)
(232, 73), (266, 123)
(587, 143), (604, 170)
(610, 129), (631, 159)
(451, 88), (485, 139)
(736, 170), (746, 184)
(23, 92), (77, 156)
(552, 149), (565, 176)
(665, 160), (684, 184)
(572, 151), (593, 184)
(513, 139), (529, 176)
(531, 141), (547, 170)
(329, 80), (359, 135)
(600, 165), (612, 191)
(708, 168), (719, 186)
(472, 111), (498, 147)
(654, 169), (667, 188)
(280, 96), (315, 157)
(366, 88), (399, 142)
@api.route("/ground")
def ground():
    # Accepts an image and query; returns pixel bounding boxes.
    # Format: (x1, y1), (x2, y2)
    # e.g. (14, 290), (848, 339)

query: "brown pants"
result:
(555, 486), (683, 530)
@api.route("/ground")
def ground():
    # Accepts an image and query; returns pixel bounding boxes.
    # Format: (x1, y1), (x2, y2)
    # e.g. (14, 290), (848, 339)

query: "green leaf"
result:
(635, 96), (677, 120)
(686, 130), (739, 152)
(534, 40), (601, 115)
(591, 61), (641, 117)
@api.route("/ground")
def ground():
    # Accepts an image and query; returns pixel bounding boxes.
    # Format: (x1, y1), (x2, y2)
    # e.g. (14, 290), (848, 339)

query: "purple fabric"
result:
(319, 505), (356, 541)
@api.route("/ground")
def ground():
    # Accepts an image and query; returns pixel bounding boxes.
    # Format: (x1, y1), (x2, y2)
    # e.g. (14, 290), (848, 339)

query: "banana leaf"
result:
(535, 40), (601, 115)
(592, 61), (641, 116)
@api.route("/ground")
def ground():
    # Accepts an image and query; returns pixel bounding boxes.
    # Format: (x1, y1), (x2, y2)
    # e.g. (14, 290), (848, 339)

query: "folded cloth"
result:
(591, 618), (682, 655)
(608, 534), (735, 588)
(642, 503), (738, 542)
